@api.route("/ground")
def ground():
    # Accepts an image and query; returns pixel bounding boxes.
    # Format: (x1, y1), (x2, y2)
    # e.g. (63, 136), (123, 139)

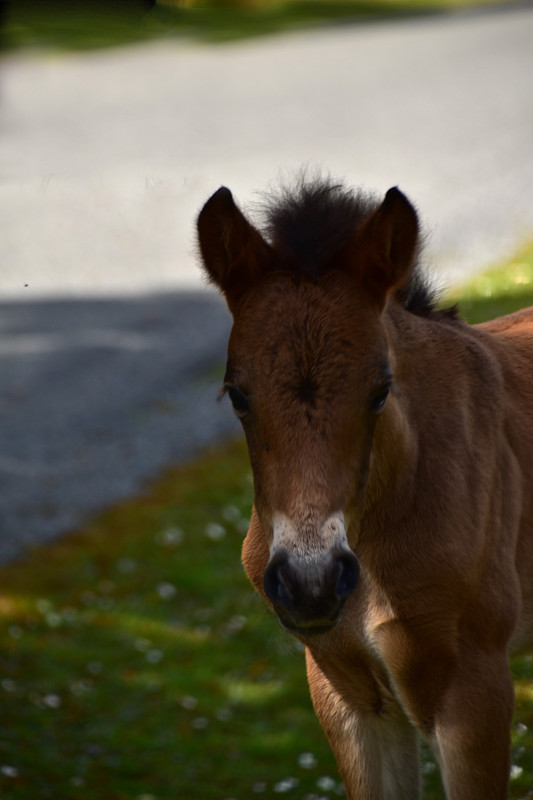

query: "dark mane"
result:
(259, 177), (457, 321)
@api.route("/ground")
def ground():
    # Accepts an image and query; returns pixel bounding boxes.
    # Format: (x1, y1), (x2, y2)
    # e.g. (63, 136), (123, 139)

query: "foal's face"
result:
(198, 181), (418, 636)
(224, 272), (391, 635)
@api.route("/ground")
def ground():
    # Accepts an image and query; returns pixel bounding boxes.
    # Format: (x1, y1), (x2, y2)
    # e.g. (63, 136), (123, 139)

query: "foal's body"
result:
(198, 178), (533, 799)
(243, 300), (533, 799)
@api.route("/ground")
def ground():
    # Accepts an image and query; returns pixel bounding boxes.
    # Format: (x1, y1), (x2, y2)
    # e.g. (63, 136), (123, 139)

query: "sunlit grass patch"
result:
(446, 238), (533, 324)
(2, 0), (524, 51)
(2, 239), (533, 798)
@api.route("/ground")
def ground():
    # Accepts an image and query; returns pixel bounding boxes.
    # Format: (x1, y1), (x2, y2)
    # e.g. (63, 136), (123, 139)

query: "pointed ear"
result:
(197, 186), (272, 315)
(355, 187), (419, 307)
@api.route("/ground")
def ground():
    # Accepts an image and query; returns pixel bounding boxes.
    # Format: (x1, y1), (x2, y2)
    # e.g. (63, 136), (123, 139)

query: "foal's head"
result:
(198, 179), (420, 636)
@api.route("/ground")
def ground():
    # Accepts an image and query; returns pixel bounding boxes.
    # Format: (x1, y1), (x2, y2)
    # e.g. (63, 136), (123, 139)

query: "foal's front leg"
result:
(305, 648), (421, 800)
(432, 648), (514, 800)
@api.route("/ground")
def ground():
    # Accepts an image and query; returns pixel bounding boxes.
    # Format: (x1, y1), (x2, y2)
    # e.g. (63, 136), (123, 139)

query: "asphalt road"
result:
(1, 6), (533, 562)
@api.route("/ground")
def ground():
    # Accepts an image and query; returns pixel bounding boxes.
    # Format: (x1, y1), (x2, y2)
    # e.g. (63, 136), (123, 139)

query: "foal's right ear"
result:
(197, 187), (272, 315)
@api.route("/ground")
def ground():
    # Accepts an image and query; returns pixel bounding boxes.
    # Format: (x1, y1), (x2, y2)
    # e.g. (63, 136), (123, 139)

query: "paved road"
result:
(1, 6), (533, 562)
(0, 293), (236, 563)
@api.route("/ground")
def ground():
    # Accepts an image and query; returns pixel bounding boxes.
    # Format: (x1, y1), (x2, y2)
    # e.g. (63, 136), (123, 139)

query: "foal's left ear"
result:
(354, 187), (419, 308)
(197, 186), (272, 315)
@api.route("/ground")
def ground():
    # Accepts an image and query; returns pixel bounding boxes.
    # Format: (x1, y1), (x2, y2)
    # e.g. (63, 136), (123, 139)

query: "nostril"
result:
(263, 550), (294, 610)
(333, 550), (360, 602)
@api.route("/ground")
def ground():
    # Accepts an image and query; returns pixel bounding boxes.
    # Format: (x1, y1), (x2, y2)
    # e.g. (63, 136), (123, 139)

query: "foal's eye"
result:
(371, 382), (392, 414)
(226, 386), (250, 418)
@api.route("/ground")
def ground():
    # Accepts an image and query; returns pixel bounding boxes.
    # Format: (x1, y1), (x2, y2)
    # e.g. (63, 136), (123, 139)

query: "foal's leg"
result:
(432, 649), (514, 800)
(305, 649), (421, 800)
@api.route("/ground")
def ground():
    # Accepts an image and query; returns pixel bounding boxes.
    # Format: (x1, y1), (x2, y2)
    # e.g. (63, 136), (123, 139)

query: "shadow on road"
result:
(0, 290), (238, 563)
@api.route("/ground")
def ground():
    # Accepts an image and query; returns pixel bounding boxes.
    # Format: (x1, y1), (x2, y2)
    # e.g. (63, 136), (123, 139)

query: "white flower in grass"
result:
(317, 776), (336, 791)
(205, 522), (226, 541)
(156, 526), (184, 546)
(157, 582), (177, 600)
(273, 777), (299, 792)
(146, 649), (163, 664)
(180, 695), (198, 710)
(46, 611), (63, 627)
(1, 765), (19, 778)
(298, 752), (318, 769)
(222, 504), (241, 523)
(224, 615), (247, 635)
(43, 694), (62, 709)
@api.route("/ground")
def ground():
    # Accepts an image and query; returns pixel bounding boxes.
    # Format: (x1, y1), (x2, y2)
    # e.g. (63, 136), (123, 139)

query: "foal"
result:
(197, 177), (533, 799)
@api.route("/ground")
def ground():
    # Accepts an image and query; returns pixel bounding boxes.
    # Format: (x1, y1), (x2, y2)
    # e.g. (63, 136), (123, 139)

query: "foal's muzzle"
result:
(263, 547), (360, 636)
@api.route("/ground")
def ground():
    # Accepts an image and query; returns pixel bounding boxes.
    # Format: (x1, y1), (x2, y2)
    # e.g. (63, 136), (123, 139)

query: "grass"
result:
(445, 238), (533, 323)
(0, 445), (343, 799)
(2, 242), (533, 799)
(1, 0), (524, 51)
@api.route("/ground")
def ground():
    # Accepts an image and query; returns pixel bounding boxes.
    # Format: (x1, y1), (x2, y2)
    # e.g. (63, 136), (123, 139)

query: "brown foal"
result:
(197, 177), (533, 799)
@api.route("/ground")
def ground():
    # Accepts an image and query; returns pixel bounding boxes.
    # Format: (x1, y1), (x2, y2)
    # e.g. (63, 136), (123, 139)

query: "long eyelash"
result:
(217, 385), (228, 403)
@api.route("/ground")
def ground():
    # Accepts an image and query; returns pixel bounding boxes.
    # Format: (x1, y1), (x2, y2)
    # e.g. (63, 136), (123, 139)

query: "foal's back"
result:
(476, 305), (533, 651)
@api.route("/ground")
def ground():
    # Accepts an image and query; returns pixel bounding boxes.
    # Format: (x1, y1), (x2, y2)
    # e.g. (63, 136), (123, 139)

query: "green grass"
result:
(445, 239), (533, 324)
(0, 446), (343, 799)
(2, 242), (533, 799)
(2, 0), (523, 51)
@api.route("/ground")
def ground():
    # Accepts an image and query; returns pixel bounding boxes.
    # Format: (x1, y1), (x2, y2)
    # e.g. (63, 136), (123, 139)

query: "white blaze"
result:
(271, 511), (349, 558)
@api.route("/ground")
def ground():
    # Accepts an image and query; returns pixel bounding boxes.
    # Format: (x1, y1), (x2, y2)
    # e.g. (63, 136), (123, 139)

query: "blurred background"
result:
(3, 0), (533, 298)
(1, 3), (533, 799)
(1, 0), (532, 561)
(0, 0), (533, 558)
